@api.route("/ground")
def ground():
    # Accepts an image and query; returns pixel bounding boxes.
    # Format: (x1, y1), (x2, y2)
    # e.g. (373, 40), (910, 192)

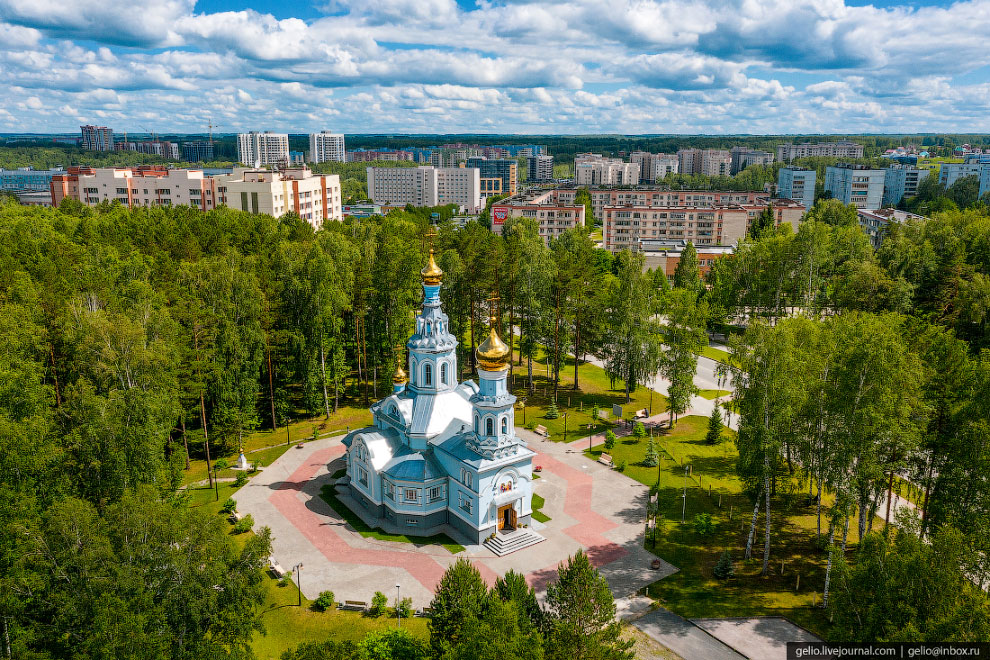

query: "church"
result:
(340, 247), (537, 546)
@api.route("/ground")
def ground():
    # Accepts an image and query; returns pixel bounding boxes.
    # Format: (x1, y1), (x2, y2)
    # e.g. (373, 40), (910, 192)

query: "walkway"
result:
(632, 608), (745, 660)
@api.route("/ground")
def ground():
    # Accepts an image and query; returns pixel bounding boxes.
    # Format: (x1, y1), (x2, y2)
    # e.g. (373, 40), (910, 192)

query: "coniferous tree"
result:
(428, 558), (490, 658)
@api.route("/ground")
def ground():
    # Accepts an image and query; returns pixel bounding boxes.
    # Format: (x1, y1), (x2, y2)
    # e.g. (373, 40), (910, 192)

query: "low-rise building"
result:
(602, 197), (805, 252)
(489, 190), (585, 244)
(883, 165), (930, 206)
(1, 167), (63, 193)
(51, 165), (218, 211)
(347, 149), (415, 162)
(825, 163), (885, 209)
(637, 241), (735, 279)
(857, 208), (925, 248)
(777, 166), (816, 209)
(343, 203), (384, 218)
(216, 167), (342, 228)
(777, 141), (864, 162)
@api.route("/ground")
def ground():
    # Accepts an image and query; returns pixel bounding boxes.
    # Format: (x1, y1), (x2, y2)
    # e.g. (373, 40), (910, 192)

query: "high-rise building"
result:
(215, 167), (342, 228)
(777, 166), (816, 209)
(824, 164), (885, 209)
(182, 141), (215, 162)
(80, 125), (114, 151)
(116, 141), (180, 159)
(574, 156), (639, 186)
(309, 131), (346, 163)
(466, 158), (517, 196)
(730, 147), (774, 175)
(883, 165), (930, 206)
(527, 155), (554, 183)
(237, 131), (290, 167)
(777, 141), (864, 162)
(366, 166), (482, 212)
(939, 162), (990, 198)
(677, 149), (732, 177)
(630, 152), (679, 183)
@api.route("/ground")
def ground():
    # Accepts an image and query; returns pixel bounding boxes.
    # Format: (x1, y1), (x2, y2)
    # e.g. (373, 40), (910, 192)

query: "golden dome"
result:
(392, 362), (408, 385)
(476, 314), (510, 371)
(421, 249), (443, 285)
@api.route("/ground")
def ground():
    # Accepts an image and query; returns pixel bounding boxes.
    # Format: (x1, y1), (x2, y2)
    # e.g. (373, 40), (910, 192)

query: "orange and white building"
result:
(215, 167), (342, 228)
(490, 190), (586, 243)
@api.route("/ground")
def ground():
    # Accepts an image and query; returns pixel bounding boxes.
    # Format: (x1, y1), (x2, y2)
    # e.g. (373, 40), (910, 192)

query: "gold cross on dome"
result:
(425, 226), (438, 243)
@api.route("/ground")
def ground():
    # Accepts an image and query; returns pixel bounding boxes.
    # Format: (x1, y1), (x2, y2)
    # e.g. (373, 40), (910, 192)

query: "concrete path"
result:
(632, 608), (745, 660)
(234, 429), (677, 607)
(691, 617), (822, 660)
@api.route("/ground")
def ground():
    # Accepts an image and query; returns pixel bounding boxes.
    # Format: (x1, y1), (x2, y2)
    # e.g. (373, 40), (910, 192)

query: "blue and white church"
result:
(340, 248), (536, 545)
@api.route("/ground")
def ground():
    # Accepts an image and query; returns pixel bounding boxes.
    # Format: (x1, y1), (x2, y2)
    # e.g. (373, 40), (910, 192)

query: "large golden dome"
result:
(476, 314), (509, 371)
(392, 362), (408, 384)
(421, 249), (443, 285)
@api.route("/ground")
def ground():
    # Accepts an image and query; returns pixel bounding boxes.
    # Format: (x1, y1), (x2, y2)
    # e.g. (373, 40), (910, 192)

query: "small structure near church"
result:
(340, 244), (538, 546)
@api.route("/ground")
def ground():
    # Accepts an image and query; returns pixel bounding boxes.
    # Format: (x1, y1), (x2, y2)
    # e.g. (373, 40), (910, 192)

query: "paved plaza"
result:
(234, 428), (676, 606)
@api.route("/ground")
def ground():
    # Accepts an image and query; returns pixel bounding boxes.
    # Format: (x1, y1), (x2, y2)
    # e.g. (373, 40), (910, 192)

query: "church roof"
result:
(407, 383), (476, 439)
(343, 428), (401, 472)
(382, 448), (446, 481)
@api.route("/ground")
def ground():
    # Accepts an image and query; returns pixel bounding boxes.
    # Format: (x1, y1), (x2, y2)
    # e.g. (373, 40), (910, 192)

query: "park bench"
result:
(341, 600), (368, 611)
(533, 425), (549, 438)
(634, 408), (649, 419)
(598, 453), (614, 468)
(418, 606), (433, 617)
(229, 511), (243, 523)
(268, 558), (286, 578)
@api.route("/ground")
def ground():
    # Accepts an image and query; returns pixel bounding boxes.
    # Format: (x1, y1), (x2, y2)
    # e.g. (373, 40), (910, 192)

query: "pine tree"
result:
(713, 550), (735, 580)
(428, 559), (490, 657)
(705, 405), (723, 445)
(545, 400), (560, 419)
(642, 436), (659, 467)
(493, 569), (545, 633)
(633, 421), (646, 439)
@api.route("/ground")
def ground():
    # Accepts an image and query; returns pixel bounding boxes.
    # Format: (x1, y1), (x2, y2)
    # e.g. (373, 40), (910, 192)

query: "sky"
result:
(1, 0), (989, 135)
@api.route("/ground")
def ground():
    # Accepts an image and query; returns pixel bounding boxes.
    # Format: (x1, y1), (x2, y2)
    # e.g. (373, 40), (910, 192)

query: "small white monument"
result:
(236, 447), (249, 471)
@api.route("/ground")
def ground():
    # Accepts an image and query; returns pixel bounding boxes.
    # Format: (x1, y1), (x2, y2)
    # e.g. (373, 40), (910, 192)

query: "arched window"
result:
(441, 362), (448, 385)
(501, 417), (508, 434)
(426, 321), (432, 334)
(474, 415), (479, 434)
(410, 359), (417, 385)
(424, 363), (432, 386)
(486, 418), (494, 436)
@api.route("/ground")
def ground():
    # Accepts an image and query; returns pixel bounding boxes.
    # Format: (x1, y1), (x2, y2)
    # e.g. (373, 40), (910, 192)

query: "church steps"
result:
(484, 529), (546, 556)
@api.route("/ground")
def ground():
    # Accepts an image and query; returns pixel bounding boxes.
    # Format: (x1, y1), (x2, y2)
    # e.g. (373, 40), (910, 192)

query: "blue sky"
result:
(1, 0), (989, 134)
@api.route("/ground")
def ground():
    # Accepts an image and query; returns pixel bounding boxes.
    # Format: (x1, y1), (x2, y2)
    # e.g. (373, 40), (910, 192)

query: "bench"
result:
(533, 425), (549, 438)
(634, 408), (649, 419)
(341, 600), (368, 611)
(417, 606), (433, 617)
(598, 453), (614, 468)
(268, 559), (286, 578)
(229, 511), (243, 524)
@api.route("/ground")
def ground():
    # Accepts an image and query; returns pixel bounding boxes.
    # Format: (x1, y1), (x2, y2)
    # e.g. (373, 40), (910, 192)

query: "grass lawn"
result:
(893, 474), (925, 509)
(698, 389), (732, 400)
(582, 415), (878, 640)
(531, 493), (551, 523)
(507, 342), (667, 443)
(698, 345), (735, 365)
(320, 485), (465, 554)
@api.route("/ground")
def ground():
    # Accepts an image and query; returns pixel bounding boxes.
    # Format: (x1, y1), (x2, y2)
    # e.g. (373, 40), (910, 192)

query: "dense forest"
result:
(2, 186), (990, 654)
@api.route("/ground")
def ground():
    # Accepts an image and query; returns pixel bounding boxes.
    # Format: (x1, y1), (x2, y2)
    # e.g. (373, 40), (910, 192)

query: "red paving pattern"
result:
(268, 445), (498, 593)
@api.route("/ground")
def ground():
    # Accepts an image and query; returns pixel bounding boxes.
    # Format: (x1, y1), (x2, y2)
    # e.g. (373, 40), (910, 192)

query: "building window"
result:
(441, 362), (448, 385)
(424, 363), (432, 386)
(358, 467), (369, 487)
(404, 488), (419, 503)
(501, 417), (508, 434)
(429, 486), (443, 502)
(385, 482), (395, 500)
(406, 519), (418, 526)
(486, 418), (494, 436)
(460, 469), (473, 489)
(474, 416), (479, 434)
(459, 493), (473, 514)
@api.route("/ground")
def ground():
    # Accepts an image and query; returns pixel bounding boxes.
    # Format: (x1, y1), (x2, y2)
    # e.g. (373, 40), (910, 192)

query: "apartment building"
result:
(237, 131), (290, 167)
(216, 167), (341, 228)
(51, 165), (217, 210)
(602, 197), (805, 252)
(116, 140), (180, 159)
(638, 241), (735, 279)
(883, 165), (930, 206)
(939, 162), (990, 197)
(825, 163), (885, 209)
(730, 147), (774, 174)
(675, 149), (732, 177)
(777, 141), (864, 162)
(182, 141), (214, 162)
(857, 209), (925, 249)
(347, 149), (414, 162)
(574, 156), (640, 186)
(465, 157), (517, 196)
(556, 187), (780, 223)
(309, 131), (346, 163)
(630, 152), (679, 183)
(367, 166), (438, 207)
(436, 167), (482, 212)
(489, 190), (585, 244)
(527, 155), (554, 182)
(777, 166), (816, 209)
(80, 125), (114, 151)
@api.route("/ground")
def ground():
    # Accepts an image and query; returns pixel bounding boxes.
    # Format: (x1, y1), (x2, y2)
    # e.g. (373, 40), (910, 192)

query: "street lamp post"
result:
(681, 465), (688, 523)
(286, 418), (291, 447)
(293, 562), (304, 606)
(396, 584), (401, 628)
(563, 412), (568, 442)
(213, 462), (219, 501)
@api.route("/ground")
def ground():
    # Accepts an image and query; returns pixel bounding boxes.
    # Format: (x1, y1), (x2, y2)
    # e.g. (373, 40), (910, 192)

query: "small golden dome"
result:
(392, 362), (408, 384)
(421, 249), (443, 285)
(476, 314), (509, 371)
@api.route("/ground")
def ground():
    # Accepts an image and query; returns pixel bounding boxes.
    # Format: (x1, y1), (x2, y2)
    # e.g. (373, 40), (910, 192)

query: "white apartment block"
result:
(677, 149), (732, 177)
(367, 166), (439, 208)
(216, 167), (341, 228)
(883, 165), (930, 206)
(825, 164), (885, 209)
(436, 167), (482, 212)
(630, 152), (679, 183)
(777, 166), (816, 209)
(603, 198), (805, 252)
(237, 131), (290, 167)
(574, 157), (640, 186)
(777, 141), (864, 162)
(938, 162), (990, 198)
(555, 188), (779, 223)
(490, 190), (585, 244)
(51, 166), (217, 210)
(309, 132), (346, 163)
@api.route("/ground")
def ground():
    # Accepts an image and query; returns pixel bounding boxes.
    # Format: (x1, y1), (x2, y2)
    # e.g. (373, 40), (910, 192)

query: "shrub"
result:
(214, 458), (230, 470)
(633, 422), (647, 439)
(220, 498), (237, 514)
(234, 472), (249, 487)
(314, 590), (335, 612)
(396, 596), (413, 619)
(693, 513), (715, 536)
(713, 550), (735, 579)
(278, 575), (290, 588)
(604, 429), (617, 451)
(642, 437), (659, 467)
(370, 591), (389, 617)
(591, 404), (601, 423)
(545, 401), (560, 420)
(232, 513), (254, 534)
(615, 460), (627, 472)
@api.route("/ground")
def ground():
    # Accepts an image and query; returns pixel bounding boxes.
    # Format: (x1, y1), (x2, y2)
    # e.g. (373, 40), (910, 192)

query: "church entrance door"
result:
(497, 504), (516, 532)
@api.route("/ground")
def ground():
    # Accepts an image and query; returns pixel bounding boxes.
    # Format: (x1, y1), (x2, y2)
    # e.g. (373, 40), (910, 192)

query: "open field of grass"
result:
(507, 342), (667, 443)
(582, 415), (880, 640)
(698, 389), (732, 400)
(320, 485), (465, 554)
